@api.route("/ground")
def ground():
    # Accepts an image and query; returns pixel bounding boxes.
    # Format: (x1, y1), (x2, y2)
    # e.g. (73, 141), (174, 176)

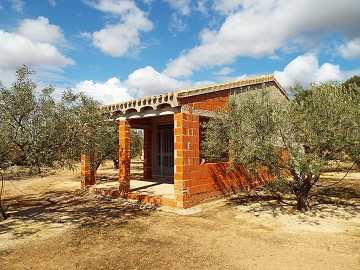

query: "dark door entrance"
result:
(157, 125), (174, 176)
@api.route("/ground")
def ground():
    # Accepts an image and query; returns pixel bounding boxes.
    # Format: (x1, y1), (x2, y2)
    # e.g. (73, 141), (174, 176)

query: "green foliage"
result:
(0, 67), (82, 171)
(89, 126), (144, 170)
(342, 75), (360, 89)
(0, 66), (109, 171)
(202, 82), (359, 211)
(131, 130), (143, 159)
(0, 66), (146, 221)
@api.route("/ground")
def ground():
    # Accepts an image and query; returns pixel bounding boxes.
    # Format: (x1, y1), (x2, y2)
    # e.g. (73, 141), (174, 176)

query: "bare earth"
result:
(0, 163), (359, 270)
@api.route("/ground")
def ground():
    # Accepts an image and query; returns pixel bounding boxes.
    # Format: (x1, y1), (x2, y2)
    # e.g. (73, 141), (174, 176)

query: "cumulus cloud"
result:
(274, 54), (342, 89)
(164, 0), (360, 78)
(87, 0), (153, 57)
(74, 77), (134, 105)
(212, 0), (242, 14)
(125, 66), (191, 97)
(0, 16), (73, 85)
(338, 38), (360, 59)
(213, 67), (235, 76)
(0, 30), (74, 70)
(17, 16), (64, 44)
(74, 66), (196, 105)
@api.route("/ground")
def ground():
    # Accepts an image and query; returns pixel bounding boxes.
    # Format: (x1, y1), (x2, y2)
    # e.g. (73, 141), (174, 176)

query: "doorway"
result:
(157, 124), (174, 176)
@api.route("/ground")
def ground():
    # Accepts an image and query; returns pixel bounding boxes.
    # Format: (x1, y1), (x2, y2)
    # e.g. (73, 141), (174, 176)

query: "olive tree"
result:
(0, 67), (119, 220)
(342, 75), (360, 90)
(202, 82), (359, 211)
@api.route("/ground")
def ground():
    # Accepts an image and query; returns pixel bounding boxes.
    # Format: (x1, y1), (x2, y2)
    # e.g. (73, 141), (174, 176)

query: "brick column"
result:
(119, 119), (131, 193)
(80, 154), (96, 188)
(143, 129), (153, 179)
(174, 112), (200, 208)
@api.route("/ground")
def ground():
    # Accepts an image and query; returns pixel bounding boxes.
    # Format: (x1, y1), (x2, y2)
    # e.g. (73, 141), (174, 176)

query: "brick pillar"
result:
(143, 129), (153, 179)
(80, 154), (96, 188)
(174, 112), (200, 208)
(119, 119), (131, 193)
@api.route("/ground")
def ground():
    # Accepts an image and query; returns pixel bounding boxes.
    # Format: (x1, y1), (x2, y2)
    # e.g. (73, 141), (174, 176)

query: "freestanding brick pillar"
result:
(119, 119), (131, 193)
(173, 112), (200, 208)
(143, 129), (153, 179)
(80, 154), (96, 188)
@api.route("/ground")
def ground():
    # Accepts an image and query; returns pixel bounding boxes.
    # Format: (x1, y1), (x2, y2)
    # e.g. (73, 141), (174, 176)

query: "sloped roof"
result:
(101, 74), (287, 117)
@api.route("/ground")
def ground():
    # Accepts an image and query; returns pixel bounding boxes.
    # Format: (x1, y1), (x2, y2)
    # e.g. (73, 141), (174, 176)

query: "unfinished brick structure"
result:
(81, 75), (289, 208)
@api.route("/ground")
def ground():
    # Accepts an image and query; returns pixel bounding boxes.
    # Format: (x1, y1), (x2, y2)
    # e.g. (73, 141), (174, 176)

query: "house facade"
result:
(80, 75), (289, 208)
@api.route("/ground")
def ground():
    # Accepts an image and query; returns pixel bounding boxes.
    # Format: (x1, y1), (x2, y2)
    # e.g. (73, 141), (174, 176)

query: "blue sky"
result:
(0, 0), (359, 105)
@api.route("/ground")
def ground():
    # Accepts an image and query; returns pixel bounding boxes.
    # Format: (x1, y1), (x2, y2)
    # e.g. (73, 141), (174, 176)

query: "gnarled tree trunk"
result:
(0, 172), (8, 221)
(293, 173), (319, 212)
(0, 201), (8, 221)
(295, 188), (311, 211)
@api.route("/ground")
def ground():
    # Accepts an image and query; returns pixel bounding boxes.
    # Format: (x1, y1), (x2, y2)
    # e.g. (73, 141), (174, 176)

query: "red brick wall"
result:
(178, 162), (273, 208)
(119, 119), (131, 193)
(174, 92), (275, 208)
(173, 112), (200, 208)
(80, 154), (96, 188)
(179, 91), (229, 111)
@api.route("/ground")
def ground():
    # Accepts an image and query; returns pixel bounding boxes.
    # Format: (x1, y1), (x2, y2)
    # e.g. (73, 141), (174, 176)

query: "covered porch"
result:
(88, 160), (177, 207)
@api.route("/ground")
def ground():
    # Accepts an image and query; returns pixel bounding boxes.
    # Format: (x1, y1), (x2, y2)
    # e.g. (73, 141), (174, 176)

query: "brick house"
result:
(81, 74), (289, 208)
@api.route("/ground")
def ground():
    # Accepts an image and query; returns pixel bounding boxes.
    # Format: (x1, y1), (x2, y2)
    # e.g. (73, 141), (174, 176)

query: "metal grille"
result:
(157, 125), (174, 175)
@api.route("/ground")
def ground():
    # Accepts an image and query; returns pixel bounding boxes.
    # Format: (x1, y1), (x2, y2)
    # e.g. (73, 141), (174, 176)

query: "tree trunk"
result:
(0, 172), (9, 221)
(293, 174), (315, 212)
(295, 191), (311, 211)
(113, 159), (119, 169)
(0, 201), (8, 221)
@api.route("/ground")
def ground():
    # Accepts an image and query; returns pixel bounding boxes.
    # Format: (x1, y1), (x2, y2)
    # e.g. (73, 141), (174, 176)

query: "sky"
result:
(0, 0), (359, 105)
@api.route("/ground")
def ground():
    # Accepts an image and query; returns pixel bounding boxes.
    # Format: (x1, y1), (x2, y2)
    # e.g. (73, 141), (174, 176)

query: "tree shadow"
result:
(226, 190), (294, 218)
(226, 178), (360, 220)
(0, 189), (152, 235)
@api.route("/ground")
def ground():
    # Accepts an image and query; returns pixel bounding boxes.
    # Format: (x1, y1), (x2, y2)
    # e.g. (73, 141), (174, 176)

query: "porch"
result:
(87, 160), (177, 208)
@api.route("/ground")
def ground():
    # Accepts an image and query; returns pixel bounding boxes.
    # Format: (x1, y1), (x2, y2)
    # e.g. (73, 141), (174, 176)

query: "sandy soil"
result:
(0, 164), (359, 270)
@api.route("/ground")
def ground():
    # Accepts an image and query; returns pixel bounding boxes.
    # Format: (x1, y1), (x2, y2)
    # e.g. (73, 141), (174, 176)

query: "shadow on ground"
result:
(0, 190), (152, 236)
(226, 179), (360, 220)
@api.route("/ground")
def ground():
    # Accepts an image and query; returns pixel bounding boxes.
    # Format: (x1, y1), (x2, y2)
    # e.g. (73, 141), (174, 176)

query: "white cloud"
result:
(212, 0), (242, 14)
(142, 0), (153, 5)
(0, 30), (74, 70)
(163, 0), (191, 16)
(164, 0), (360, 78)
(316, 63), (342, 83)
(163, 0), (193, 35)
(87, 0), (153, 57)
(338, 38), (360, 59)
(213, 67), (235, 76)
(8, 0), (24, 12)
(274, 54), (342, 89)
(48, 0), (56, 6)
(195, 0), (209, 15)
(74, 77), (134, 105)
(73, 66), (193, 105)
(125, 66), (191, 97)
(80, 32), (92, 39)
(168, 13), (187, 34)
(17, 16), (64, 44)
(0, 68), (16, 86)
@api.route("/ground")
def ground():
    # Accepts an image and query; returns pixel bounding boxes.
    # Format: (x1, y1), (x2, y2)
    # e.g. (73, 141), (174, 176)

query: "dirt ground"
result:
(0, 163), (359, 270)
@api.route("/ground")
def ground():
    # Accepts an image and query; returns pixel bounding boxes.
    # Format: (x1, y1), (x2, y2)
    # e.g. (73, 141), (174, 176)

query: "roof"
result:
(101, 74), (287, 118)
